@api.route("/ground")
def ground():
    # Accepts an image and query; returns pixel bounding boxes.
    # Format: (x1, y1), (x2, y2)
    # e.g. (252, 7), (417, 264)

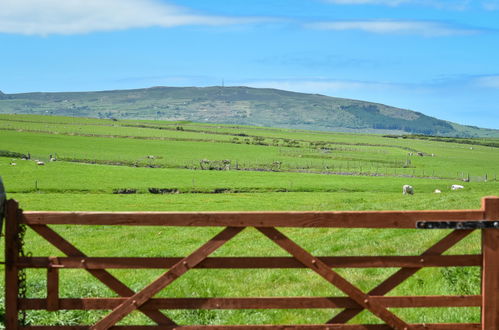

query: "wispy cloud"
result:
(243, 75), (499, 99)
(243, 79), (395, 95)
(474, 75), (499, 88)
(0, 0), (266, 36)
(482, 1), (499, 10)
(306, 20), (480, 36)
(323, 0), (470, 10)
(257, 53), (380, 70)
(324, 0), (412, 5)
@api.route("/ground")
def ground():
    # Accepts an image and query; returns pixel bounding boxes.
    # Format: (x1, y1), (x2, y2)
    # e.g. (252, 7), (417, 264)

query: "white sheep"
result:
(36, 161), (45, 166)
(434, 189), (441, 194)
(451, 184), (464, 190)
(403, 185), (414, 195)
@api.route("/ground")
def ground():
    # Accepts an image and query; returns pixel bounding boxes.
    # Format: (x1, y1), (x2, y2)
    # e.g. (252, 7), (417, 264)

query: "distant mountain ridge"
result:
(0, 86), (497, 137)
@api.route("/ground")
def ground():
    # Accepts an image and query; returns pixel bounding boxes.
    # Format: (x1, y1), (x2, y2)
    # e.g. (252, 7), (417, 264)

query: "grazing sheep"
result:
(36, 161), (45, 166)
(451, 184), (464, 190)
(10, 162), (16, 166)
(50, 157), (57, 162)
(199, 159), (210, 170)
(222, 159), (231, 170)
(403, 185), (414, 195)
(434, 189), (441, 194)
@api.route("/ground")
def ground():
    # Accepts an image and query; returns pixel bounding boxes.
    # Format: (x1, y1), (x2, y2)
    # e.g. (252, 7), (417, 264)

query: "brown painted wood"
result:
(91, 227), (243, 330)
(29, 224), (176, 326)
(16, 324), (483, 330)
(47, 263), (59, 311)
(18, 254), (481, 269)
(257, 227), (410, 330)
(20, 295), (481, 310)
(328, 229), (475, 324)
(481, 196), (499, 330)
(21, 209), (484, 228)
(10, 197), (498, 329)
(5, 199), (20, 329)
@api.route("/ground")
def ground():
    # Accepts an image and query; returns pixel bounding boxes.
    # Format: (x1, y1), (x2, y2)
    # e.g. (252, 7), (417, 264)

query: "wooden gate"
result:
(3, 196), (499, 329)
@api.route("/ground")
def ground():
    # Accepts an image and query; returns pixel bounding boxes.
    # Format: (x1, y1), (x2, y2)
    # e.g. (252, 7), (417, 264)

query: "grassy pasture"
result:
(0, 114), (498, 327)
(1, 114), (498, 178)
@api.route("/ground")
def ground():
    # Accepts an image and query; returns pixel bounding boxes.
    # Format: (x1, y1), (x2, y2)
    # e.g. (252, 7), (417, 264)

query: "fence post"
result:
(482, 196), (499, 330)
(5, 199), (21, 329)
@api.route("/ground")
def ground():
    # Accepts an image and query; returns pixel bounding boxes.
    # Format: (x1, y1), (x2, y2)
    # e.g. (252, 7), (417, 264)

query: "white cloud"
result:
(0, 0), (264, 36)
(324, 0), (470, 10)
(306, 20), (479, 36)
(325, 0), (411, 5)
(474, 75), (499, 88)
(244, 79), (394, 95)
(482, 1), (499, 10)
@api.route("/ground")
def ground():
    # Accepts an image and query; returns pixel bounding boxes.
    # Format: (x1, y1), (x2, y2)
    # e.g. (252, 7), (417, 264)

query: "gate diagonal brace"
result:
(91, 226), (244, 330)
(417, 220), (499, 229)
(29, 224), (176, 326)
(256, 227), (411, 330)
(328, 229), (474, 324)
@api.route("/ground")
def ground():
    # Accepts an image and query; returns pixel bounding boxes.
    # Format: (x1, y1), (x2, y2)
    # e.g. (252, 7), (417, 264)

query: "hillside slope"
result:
(0, 86), (497, 137)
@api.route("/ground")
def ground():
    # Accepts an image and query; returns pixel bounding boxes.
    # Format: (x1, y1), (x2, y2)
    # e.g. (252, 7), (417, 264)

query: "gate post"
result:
(482, 196), (499, 330)
(5, 199), (21, 329)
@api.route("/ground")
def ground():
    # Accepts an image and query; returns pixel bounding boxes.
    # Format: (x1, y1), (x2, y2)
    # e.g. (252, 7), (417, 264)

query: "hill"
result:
(0, 86), (497, 137)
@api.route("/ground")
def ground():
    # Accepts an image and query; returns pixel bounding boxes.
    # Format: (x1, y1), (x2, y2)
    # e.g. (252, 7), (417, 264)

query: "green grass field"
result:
(0, 114), (498, 327)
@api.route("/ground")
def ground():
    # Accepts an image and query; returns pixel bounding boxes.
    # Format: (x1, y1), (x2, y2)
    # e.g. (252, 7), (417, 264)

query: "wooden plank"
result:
(20, 295), (482, 310)
(5, 199), (20, 329)
(481, 196), (499, 330)
(91, 227), (243, 330)
(22, 209), (484, 228)
(17, 325), (483, 330)
(257, 227), (410, 330)
(0, 176), (5, 233)
(29, 224), (176, 326)
(18, 254), (482, 269)
(47, 264), (59, 311)
(329, 229), (474, 324)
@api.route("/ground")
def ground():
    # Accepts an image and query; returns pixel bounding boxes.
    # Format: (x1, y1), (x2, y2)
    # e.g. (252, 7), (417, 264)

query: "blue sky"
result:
(1, 0), (498, 129)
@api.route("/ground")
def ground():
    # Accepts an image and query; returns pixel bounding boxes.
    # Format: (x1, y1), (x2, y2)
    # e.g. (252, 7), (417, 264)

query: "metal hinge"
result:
(417, 221), (499, 229)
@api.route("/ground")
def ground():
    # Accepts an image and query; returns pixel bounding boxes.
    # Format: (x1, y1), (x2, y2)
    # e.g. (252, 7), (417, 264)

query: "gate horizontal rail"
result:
(20, 295), (482, 310)
(17, 255), (481, 268)
(4, 196), (499, 330)
(15, 325), (483, 330)
(21, 209), (484, 228)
